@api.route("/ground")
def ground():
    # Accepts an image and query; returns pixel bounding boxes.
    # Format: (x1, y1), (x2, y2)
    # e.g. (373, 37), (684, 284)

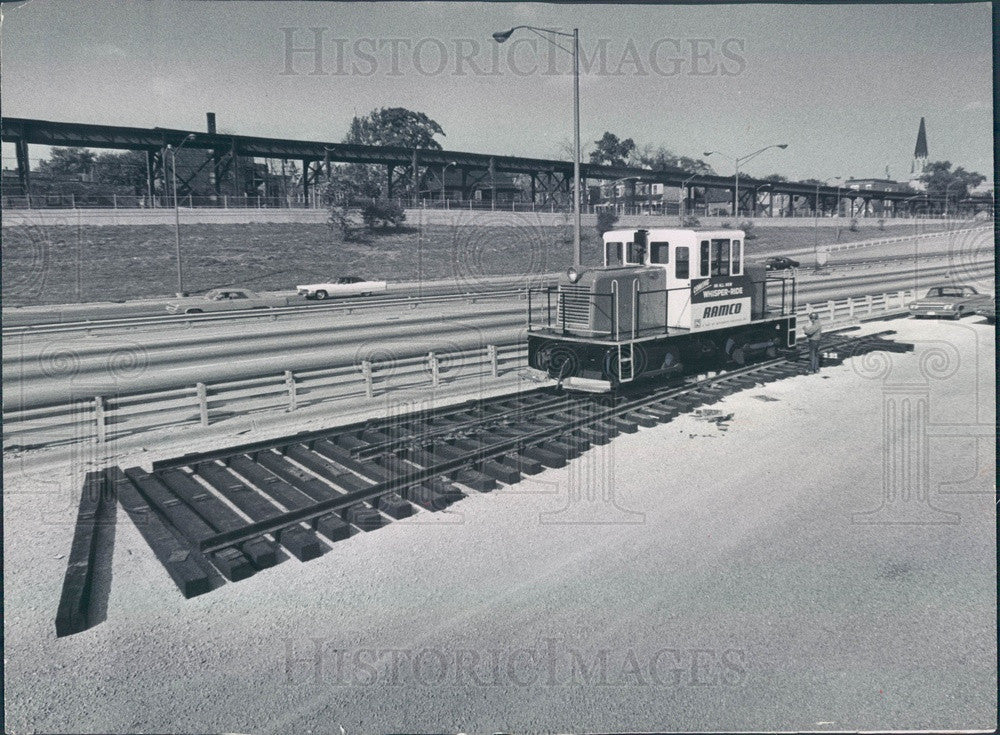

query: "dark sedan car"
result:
(764, 256), (800, 271)
(973, 299), (995, 323)
(907, 284), (992, 319)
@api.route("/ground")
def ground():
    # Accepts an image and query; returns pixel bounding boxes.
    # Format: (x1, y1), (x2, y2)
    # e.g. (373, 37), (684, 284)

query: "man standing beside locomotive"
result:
(803, 312), (823, 373)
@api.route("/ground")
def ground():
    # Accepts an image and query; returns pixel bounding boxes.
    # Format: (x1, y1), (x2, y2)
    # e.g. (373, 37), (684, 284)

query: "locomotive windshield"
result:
(649, 241), (669, 264)
(605, 241), (623, 265)
(675, 247), (690, 278)
(711, 239), (731, 276)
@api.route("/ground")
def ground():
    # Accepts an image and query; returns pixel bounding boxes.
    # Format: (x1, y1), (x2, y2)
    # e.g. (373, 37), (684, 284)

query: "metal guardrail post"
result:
(865, 294), (873, 315)
(848, 298), (855, 319)
(361, 360), (374, 398)
(487, 344), (498, 377)
(94, 396), (106, 444)
(428, 352), (440, 387)
(196, 382), (209, 425)
(826, 300), (836, 320)
(285, 370), (297, 411)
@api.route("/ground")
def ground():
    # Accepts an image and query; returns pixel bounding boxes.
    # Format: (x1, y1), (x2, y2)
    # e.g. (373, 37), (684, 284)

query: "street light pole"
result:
(814, 176), (840, 269)
(678, 171), (701, 222)
(441, 161), (457, 203)
(943, 179), (962, 218)
(493, 25), (581, 266)
(704, 143), (787, 219)
(168, 133), (196, 296)
(572, 28), (581, 267)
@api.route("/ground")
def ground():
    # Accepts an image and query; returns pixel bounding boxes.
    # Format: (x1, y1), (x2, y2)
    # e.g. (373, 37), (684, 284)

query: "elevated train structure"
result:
(0, 116), (952, 216)
(527, 228), (797, 391)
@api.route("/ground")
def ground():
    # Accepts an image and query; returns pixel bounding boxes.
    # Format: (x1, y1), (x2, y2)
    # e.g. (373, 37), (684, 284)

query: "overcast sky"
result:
(1, 1), (993, 182)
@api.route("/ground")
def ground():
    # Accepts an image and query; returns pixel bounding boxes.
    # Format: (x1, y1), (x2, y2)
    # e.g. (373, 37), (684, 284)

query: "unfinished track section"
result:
(59, 331), (914, 626)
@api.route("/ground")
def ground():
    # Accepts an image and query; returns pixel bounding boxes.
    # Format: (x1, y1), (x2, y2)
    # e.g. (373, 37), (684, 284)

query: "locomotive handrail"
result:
(631, 278), (639, 340)
(611, 280), (620, 341)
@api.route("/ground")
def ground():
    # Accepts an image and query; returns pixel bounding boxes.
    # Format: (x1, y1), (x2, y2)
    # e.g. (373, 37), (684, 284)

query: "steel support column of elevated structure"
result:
(1, 117), (933, 212)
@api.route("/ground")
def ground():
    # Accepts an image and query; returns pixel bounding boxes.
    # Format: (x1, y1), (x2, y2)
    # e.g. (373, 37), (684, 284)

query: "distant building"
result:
(845, 178), (906, 193)
(422, 168), (521, 203)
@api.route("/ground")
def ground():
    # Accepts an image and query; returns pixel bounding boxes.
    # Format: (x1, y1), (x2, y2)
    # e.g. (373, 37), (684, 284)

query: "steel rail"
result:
(196, 329), (895, 554)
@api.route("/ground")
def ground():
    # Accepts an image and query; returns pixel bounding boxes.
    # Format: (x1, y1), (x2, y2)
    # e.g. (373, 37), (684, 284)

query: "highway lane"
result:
(5, 248), (983, 356)
(0, 274), (546, 328)
(5, 228), (976, 327)
(1, 260), (975, 390)
(4, 259), (992, 411)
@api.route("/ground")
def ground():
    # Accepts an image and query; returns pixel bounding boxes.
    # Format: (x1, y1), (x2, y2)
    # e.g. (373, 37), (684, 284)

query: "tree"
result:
(37, 147), (97, 177)
(94, 150), (149, 193)
(596, 209), (619, 236)
(761, 174), (788, 183)
(589, 132), (635, 167)
(631, 144), (713, 174)
(337, 108), (446, 201)
(362, 199), (406, 231)
(345, 107), (445, 149)
(920, 161), (986, 205)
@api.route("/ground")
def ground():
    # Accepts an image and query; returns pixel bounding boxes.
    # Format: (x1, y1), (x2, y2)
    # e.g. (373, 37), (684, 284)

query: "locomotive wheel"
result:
(536, 344), (580, 380)
(660, 347), (683, 375)
(731, 346), (747, 365)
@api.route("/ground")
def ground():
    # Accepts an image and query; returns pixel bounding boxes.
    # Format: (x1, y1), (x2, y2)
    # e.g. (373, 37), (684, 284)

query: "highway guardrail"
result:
(3, 289), (934, 450)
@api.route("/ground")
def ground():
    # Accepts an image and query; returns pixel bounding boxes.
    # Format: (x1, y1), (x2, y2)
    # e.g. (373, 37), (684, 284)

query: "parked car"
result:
(906, 284), (992, 319)
(973, 299), (995, 323)
(296, 276), (388, 300)
(166, 288), (303, 314)
(763, 256), (800, 271)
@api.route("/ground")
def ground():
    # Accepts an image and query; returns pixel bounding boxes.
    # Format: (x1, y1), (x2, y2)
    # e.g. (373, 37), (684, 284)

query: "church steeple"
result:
(911, 117), (928, 175)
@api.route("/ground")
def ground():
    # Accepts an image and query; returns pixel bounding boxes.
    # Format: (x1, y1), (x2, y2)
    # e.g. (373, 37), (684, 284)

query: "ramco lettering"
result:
(701, 303), (742, 318)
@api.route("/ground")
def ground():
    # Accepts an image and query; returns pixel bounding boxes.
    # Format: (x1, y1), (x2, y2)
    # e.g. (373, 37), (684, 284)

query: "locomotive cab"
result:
(526, 228), (796, 391)
(602, 227), (752, 332)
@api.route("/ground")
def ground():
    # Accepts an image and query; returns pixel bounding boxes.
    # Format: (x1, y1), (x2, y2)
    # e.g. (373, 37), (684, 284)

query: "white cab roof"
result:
(603, 228), (745, 241)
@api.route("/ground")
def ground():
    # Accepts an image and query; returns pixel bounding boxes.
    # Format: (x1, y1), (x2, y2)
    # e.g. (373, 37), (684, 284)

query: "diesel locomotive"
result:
(526, 228), (798, 392)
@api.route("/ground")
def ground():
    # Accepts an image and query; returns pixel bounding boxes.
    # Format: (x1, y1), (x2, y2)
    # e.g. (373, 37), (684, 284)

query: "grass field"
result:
(1, 219), (953, 305)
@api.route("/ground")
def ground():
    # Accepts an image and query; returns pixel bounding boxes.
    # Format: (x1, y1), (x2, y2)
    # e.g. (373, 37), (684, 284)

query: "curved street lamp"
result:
(813, 176), (841, 268)
(678, 170), (704, 220)
(705, 144), (788, 217)
(494, 25), (581, 265)
(441, 160), (457, 203)
(167, 133), (196, 295)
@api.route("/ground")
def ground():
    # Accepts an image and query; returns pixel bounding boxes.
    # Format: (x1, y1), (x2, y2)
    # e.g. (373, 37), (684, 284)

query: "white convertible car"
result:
(296, 275), (388, 300)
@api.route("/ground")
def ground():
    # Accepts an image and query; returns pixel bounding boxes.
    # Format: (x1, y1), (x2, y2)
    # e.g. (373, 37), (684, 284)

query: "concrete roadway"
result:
(3, 257), (993, 411)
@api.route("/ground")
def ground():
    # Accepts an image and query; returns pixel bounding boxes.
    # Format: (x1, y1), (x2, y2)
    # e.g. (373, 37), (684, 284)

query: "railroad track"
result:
(56, 329), (914, 633)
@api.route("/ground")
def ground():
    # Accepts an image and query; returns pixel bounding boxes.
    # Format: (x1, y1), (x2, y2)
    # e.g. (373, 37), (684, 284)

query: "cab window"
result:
(675, 246), (690, 279)
(731, 240), (742, 275)
(605, 241), (623, 266)
(649, 241), (669, 264)
(700, 240), (710, 277)
(710, 239), (731, 276)
(626, 241), (645, 264)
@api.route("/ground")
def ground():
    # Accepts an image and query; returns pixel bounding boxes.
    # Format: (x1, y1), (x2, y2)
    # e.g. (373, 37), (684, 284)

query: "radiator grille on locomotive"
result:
(557, 285), (591, 327)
